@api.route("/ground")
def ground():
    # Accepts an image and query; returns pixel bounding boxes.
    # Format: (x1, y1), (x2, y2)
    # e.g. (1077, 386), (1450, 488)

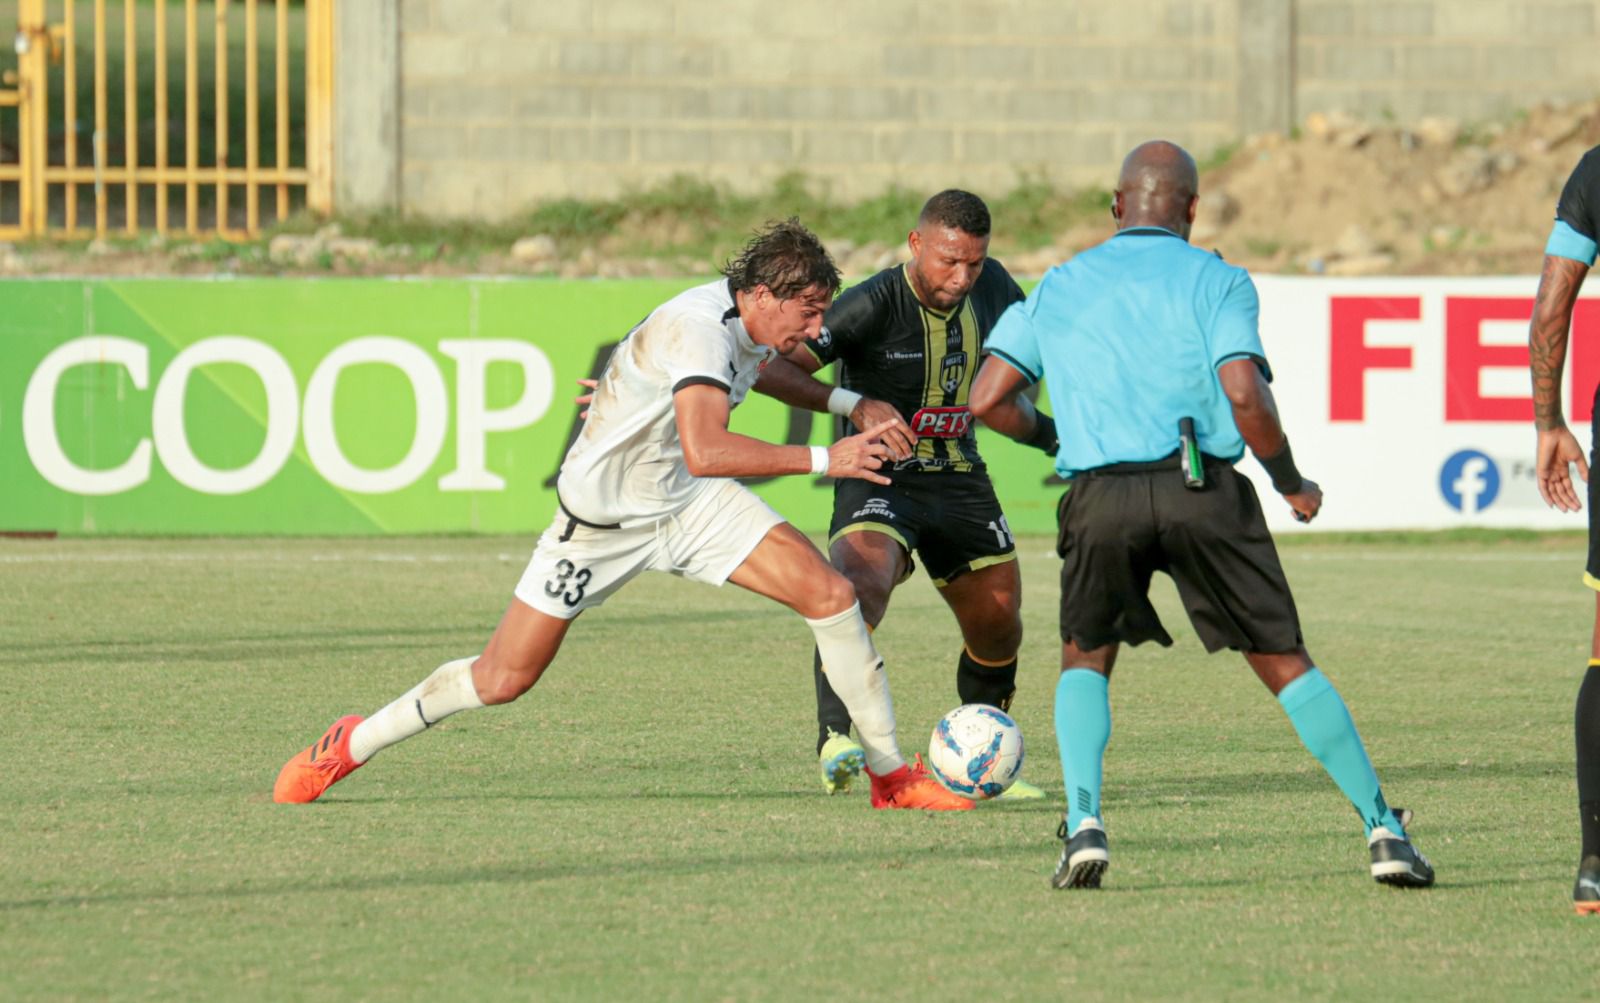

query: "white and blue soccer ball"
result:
(928, 704), (1024, 800)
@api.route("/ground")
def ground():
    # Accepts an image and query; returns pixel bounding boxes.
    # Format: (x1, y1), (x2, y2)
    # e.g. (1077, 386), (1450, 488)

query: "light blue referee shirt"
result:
(986, 226), (1270, 478)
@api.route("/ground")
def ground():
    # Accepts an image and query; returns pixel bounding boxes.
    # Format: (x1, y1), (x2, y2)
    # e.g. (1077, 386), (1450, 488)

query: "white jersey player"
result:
(273, 219), (974, 812)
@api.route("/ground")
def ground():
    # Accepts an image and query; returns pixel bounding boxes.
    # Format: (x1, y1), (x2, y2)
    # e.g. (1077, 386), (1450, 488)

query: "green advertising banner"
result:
(0, 279), (1062, 536)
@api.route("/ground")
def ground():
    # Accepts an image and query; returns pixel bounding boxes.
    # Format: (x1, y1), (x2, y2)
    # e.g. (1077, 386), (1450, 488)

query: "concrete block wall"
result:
(333, 0), (1600, 218)
(1295, 0), (1600, 124)
(388, 0), (1241, 218)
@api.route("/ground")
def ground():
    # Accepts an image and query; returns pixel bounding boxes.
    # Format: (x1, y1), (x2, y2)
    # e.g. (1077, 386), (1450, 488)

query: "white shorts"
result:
(514, 477), (787, 619)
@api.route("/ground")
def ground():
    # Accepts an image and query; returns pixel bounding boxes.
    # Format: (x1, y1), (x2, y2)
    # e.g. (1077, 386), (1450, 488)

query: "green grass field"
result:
(2, 534), (1595, 1001)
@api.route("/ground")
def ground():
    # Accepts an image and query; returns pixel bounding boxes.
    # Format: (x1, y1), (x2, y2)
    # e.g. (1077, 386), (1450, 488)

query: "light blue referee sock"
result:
(1055, 668), (1111, 833)
(1276, 668), (1403, 838)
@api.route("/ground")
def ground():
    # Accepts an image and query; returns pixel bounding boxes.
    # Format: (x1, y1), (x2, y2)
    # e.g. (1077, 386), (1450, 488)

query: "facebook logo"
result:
(1439, 450), (1501, 513)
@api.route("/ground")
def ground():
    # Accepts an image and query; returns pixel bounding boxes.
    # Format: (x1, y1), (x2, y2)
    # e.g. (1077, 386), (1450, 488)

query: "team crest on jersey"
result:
(816, 326), (833, 350)
(939, 351), (968, 394)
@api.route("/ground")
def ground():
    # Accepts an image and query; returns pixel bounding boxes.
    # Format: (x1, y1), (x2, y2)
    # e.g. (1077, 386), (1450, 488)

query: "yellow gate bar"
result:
(65, 0), (78, 233)
(245, 0), (258, 234)
(93, 0), (106, 236)
(19, 0), (47, 233)
(214, 0), (228, 237)
(155, 0), (168, 234)
(185, 0), (197, 235)
(43, 165), (308, 183)
(305, 0), (331, 216)
(124, 0), (138, 233)
(274, 0), (286, 219)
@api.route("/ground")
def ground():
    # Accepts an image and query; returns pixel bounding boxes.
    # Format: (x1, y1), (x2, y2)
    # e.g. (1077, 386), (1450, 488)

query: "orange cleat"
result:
(273, 715), (364, 804)
(1576, 859), (1600, 915)
(868, 757), (974, 811)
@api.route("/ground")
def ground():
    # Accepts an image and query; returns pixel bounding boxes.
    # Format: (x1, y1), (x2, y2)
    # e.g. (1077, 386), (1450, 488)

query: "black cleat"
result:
(1368, 826), (1435, 888)
(1050, 817), (1109, 890)
(1393, 806), (1413, 832)
(1575, 856), (1600, 916)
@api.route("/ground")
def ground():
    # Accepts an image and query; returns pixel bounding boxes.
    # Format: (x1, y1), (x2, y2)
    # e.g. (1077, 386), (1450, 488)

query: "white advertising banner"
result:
(1250, 275), (1593, 532)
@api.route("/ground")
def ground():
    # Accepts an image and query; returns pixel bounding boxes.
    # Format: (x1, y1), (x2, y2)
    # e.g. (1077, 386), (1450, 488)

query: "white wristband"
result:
(809, 446), (831, 476)
(826, 387), (864, 417)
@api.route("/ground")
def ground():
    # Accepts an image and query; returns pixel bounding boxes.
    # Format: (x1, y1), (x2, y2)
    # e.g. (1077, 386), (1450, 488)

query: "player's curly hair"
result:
(918, 189), (991, 237)
(721, 217), (841, 300)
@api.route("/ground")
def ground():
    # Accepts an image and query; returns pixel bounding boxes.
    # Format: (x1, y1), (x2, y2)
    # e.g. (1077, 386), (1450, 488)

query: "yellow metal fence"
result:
(0, 0), (331, 240)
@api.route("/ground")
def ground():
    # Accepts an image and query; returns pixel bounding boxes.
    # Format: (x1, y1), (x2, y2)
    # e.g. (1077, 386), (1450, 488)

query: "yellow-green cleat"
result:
(996, 777), (1047, 801)
(819, 729), (865, 795)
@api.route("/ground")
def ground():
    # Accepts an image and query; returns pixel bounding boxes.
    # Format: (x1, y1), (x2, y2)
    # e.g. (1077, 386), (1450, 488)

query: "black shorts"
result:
(1055, 459), (1302, 653)
(829, 470), (1016, 586)
(1588, 385), (1600, 589)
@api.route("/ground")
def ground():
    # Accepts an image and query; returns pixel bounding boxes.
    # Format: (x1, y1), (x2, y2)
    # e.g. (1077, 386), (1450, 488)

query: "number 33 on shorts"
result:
(543, 559), (592, 608)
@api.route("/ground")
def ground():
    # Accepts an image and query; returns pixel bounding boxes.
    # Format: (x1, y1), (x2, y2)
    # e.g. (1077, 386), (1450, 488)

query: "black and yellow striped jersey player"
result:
(758, 190), (1060, 800)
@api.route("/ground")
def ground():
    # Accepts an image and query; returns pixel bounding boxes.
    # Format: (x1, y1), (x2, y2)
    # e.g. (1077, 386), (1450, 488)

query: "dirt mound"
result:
(1194, 100), (1600, 276)
(999, 101), (1600, 278)
(4, 101), (1597, 279)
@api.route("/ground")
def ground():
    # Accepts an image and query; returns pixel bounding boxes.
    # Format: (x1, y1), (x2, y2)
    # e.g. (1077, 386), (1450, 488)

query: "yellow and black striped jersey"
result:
(803, 258), (1026, 476)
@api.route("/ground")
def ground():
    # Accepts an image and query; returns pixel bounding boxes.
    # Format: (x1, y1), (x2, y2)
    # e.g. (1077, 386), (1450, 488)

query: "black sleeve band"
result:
(672, 375), (731, 395)
(987, 349), (1041, 385)
(1216, 351), (1274, 384)
(1259, 439), (1304, 494)
(1023, 411), (1059, 456)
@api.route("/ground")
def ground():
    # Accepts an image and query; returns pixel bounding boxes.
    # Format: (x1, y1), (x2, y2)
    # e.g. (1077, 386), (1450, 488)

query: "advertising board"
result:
(0, 275), (1585, 535)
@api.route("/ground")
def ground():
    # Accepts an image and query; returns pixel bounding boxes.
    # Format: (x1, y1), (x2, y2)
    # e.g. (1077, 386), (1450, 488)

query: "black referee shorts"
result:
(1055, 459), (1303, 654)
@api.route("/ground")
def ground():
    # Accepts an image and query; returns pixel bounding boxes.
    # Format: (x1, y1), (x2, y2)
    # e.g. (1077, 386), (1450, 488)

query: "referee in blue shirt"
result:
(970, 141), (1433, 892)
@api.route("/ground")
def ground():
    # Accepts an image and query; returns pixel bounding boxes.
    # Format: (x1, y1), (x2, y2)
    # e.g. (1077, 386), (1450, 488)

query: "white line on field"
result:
(1027, 550), (1582, 563)
(0, 548), (1580, 566)
(0, 552), (528, 564)
(1282, 552), (1582, 562)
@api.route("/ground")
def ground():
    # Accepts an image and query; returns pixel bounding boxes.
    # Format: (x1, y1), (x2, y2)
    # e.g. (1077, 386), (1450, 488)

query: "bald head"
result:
(1113, 141), (1200, 238)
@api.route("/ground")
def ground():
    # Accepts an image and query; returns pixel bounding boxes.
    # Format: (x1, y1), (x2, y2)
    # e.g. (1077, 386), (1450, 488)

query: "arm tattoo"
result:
(1530, 255), (1588, 430)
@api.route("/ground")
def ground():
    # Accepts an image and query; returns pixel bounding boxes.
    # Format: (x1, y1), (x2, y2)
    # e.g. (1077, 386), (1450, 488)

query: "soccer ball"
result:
(927, 704), (1024, 800)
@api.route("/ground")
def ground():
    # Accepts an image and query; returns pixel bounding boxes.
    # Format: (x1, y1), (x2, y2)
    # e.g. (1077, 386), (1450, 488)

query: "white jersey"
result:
(557, 278), (776, 528)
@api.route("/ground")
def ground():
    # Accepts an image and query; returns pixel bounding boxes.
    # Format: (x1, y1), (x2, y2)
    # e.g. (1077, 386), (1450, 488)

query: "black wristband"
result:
(1259, 439), (1304, 494)
(1023, 412), (1059, 456)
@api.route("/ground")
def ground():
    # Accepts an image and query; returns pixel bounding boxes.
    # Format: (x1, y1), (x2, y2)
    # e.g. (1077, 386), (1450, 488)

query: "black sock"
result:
(814, 645), (853, 754)
(956, 648), (1018, 712)
(1577, 663), (1600, 860)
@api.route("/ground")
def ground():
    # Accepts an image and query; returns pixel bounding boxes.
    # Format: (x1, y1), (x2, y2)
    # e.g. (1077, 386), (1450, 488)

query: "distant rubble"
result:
(3, 100), (1597, 279)
(969, 99), (1599, 278)
(993, 100), (1599, 278)
(1187, 99), (1600, 277)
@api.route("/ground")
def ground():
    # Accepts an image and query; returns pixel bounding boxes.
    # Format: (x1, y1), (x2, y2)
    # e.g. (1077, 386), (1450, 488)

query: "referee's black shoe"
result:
(1575, 856), (1600, 916)
(1050, 817), (1109, 890)
(1368, 826), (1435, 888)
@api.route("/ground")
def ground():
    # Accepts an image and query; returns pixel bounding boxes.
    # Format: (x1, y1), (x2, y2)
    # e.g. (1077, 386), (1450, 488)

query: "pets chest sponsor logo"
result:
(909, 406), (973, 438)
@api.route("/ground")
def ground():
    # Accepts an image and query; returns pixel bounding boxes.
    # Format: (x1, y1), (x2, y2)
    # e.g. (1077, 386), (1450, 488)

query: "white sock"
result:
(806, 602), (904, 775)
(348, 657), (485, 764)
